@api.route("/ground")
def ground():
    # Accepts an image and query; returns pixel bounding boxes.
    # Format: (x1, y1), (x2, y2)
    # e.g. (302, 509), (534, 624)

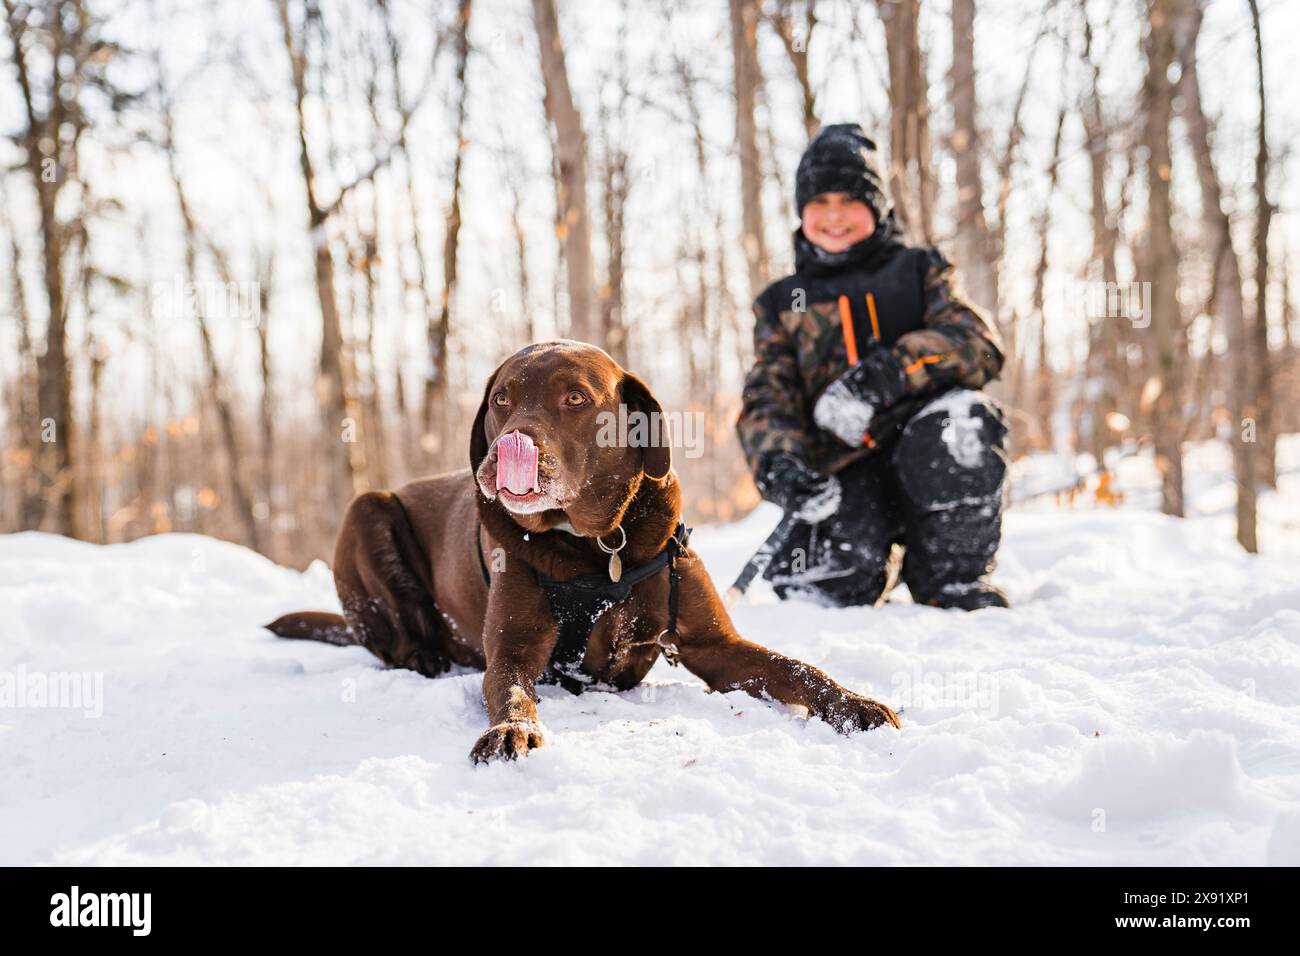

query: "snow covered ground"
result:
(3, 437), (1299, 865)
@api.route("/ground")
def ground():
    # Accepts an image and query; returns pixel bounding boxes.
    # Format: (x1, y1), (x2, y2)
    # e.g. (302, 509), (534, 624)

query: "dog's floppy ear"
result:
(469, 359), (507, 473)
(621, 371), (671, 481)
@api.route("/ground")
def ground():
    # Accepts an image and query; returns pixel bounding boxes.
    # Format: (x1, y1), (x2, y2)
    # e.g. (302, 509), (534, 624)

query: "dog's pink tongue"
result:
(495, 430), (540, 495)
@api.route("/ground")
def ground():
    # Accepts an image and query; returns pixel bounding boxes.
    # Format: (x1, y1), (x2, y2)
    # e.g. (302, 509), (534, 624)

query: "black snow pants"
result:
(764, 389), (1008, 608)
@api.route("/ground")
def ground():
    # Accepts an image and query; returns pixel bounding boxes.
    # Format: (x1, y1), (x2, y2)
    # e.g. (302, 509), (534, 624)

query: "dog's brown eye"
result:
(492, 391), (510, 407)
(564, 390), (587, 406)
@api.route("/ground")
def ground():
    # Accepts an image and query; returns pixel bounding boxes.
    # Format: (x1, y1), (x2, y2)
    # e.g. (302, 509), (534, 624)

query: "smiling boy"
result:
(736, 123), (1009, 610)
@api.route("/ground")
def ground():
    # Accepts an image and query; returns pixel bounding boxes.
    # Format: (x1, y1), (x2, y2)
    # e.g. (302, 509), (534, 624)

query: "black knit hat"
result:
(795, 123), (892, 222)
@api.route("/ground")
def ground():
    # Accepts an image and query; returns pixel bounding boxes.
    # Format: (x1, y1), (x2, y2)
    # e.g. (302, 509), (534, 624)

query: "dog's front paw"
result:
(470, 720), (546, 764)
(825, 693), (901, 734)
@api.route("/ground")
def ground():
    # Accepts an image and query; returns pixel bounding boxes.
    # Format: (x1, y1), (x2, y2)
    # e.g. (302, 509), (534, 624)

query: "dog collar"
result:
(594, 525), (628, 582)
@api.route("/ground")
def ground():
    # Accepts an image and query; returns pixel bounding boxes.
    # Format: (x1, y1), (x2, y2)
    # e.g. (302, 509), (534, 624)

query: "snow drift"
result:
(2, 442), (1299, 865)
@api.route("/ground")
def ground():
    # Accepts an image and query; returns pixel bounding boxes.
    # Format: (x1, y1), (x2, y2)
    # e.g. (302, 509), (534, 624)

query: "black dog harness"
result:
(476, 522), (691, 694)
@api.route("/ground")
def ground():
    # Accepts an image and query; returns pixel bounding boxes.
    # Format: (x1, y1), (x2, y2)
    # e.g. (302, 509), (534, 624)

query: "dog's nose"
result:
(495, 429), (540, 495)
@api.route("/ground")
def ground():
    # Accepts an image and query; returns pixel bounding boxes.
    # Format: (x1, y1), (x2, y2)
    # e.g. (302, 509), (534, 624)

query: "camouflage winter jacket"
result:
(737, 229), (1005, 477)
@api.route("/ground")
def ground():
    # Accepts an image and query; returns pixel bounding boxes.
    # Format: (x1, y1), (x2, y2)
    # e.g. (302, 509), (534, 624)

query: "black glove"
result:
(755, 452), (842, 524)
(813, 346), (908, 447)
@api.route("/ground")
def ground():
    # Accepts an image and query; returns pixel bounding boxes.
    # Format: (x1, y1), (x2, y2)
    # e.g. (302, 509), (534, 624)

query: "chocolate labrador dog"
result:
(268, 341), (900, 762)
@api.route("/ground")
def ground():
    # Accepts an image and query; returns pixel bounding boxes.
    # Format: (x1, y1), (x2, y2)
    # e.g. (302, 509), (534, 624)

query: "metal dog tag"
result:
(608, 552), (622, 583)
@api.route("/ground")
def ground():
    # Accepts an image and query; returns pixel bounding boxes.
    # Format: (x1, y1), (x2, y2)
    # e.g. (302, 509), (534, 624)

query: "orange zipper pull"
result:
(837, 295), (859, 365)
(866, 292), (881, 341)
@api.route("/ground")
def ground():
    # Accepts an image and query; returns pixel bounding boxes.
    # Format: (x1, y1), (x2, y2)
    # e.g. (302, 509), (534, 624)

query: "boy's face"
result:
(801, 193), (876, 253)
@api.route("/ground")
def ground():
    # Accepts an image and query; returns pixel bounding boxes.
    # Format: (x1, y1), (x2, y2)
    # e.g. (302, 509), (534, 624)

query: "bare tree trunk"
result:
(361, 184), (388, 490)
(730, 0), (769, 300)
(377, 0), (442, 474)
(675, 96), (705, 399)
(127, 233), (163, 543)
(599, 133), (629, 366)
(597, 7), (631, 366)
(1079, 0), (1126, 462)
(425, 0), (471, 457)
(1281, 251), (1298, 440)
(1031, 98), (1068, 452)
(5, 0), (82, 536)
(550, 127), (565, 340)
(769, 0), (819, 139)
(990, 0), (1053, 340)
(948, 0), (997, 318)
(675, 46), (723, 401)
(668, 38), (751, 520)
(1282, 247), (1295, 354)
(159, 86), (264, 552)
(1141, 0), (1184, 516)
(335, 217), (370, 504)
(507, 170), (535, 343)
(0, 177), (40, 528)
(532, 0), (597, 344)
(1114, 146), (1144, 430)
(275, 0), (360, 515)
(79, 257), (103, 541)
(187, 293), (261, 546)
(1178, 0), (1255, 549)
(1247, 0), (1275, 488)
(255, 254), (276, 555)
(493, 120), (536, 344)
(875, 0), (934, 243)
(757, 82), (797, 235)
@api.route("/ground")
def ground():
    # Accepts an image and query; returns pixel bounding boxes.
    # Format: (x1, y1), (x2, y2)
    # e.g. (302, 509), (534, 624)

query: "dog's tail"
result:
(265, 611), (355, 647)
